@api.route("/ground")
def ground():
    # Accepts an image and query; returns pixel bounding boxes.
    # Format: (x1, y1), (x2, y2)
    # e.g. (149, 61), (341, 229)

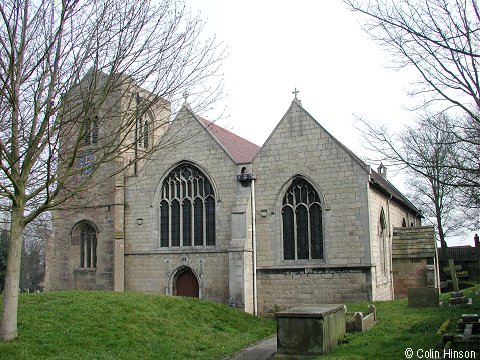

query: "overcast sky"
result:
(191, 1), (414, 165)
(188, 1), (476, 246)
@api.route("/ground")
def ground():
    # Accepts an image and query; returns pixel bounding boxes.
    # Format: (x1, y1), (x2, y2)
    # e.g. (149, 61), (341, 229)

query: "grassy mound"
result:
(0, 291), (275, 359)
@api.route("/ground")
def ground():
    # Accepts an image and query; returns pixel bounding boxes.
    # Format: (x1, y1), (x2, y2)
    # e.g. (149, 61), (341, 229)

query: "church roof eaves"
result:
(369, 170), (423, 217)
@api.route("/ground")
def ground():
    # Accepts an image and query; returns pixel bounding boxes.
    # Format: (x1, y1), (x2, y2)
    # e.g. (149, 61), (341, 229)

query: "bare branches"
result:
(357, 111), (477, 246)
(345, 0), (480, 121)
(0, 0), (224, 340)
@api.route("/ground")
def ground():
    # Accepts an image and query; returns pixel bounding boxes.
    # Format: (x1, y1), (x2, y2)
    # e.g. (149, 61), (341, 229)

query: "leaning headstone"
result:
(408, 287), (439, 307)
(443, 259), (462, 292)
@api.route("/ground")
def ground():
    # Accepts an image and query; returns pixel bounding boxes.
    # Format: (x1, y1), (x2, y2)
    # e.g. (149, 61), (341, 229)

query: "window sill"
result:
(125, 247), (226, 256)
(279, 259), (326, 265)
(74, 268), (97, 273)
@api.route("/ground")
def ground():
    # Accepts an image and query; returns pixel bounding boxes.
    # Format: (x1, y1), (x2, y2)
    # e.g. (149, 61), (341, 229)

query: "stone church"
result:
(45, 75), (426, 315)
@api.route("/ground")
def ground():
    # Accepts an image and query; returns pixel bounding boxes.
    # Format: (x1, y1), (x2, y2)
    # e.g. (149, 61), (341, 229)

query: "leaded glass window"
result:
(282, 177), (323, 260)
(159, 163), (216, 247)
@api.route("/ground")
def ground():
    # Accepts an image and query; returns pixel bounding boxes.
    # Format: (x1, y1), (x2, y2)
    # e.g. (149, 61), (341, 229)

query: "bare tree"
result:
(0, 0), (224, 340)
(346, 0), (480, 206)
(345, 0), (480, 122)
(357, 112), (476, 255)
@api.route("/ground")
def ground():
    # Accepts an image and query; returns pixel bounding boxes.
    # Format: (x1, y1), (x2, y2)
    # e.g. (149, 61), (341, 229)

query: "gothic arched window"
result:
(72, 221), (97, 269)
(282, 177), (323, 260)
(379, 208), (388, 276)
(159, 163), (215, 247)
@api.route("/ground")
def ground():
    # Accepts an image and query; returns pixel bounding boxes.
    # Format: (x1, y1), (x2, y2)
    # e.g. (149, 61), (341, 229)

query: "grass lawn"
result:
(0, 291), (275, 359)
(0, 285), (479, 359)
(319, 284), (480, 360)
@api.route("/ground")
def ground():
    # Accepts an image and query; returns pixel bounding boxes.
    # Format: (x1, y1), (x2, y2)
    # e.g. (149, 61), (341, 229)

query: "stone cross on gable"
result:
(183, 90), (189, 104)
(292, 88), (300, 101)
(443, 259), (462, 292)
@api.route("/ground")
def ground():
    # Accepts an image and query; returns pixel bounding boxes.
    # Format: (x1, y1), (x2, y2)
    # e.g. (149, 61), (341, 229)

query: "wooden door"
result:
(176, 270), (199, 298)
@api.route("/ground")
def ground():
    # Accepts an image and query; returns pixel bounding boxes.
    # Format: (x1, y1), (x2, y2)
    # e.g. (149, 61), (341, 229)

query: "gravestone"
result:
(444, 259), (462, 292)
(408, 287), (439, 307)
(275, 305), (346, 358)
(443, 259), (470, 305)
(345, 304), (377, 332)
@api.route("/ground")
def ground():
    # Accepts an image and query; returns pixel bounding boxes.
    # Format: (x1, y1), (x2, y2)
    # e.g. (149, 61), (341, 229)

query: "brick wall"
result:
(392, 226), (436, 299)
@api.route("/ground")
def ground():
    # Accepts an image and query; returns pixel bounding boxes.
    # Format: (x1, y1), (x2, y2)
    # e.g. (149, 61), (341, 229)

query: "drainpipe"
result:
(134, 93), (140, 175)
(251, 178), (258, 316)
(387, 194), (394, 299)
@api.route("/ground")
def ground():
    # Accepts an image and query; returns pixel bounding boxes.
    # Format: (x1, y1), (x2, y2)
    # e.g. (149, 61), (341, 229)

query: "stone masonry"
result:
(46, 81), (429, 316)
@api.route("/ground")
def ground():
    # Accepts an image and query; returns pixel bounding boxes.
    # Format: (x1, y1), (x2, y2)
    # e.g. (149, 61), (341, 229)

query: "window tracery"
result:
(282, 177), (323, 260)
(160, 163), (215, 247)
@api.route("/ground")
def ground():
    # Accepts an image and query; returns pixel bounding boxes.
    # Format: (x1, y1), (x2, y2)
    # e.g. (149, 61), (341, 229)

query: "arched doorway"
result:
(175, 269), (199, 298)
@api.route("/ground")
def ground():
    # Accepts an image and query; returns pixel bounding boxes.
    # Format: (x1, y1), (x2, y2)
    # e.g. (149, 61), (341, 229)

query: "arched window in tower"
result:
(72, 221), (97, 269)
(282, 177), (323, 260)
(92, 116), (99, 144)
(83, 116), (98, 146)
(83, 115), (99, 146)
(159, 163), (216, 247)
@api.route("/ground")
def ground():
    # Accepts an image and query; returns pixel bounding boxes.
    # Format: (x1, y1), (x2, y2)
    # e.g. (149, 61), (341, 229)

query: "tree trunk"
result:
(434, 200), (449, 261)
(0, 203), (26, 341)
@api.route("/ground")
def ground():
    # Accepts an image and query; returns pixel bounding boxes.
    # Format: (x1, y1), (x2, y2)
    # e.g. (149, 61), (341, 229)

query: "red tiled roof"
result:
(198, 117), (260, 164)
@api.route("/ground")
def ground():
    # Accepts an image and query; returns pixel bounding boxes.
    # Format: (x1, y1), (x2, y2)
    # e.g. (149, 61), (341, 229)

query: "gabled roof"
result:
(261, 100), (422, 217)
(198, 117), (260, 164)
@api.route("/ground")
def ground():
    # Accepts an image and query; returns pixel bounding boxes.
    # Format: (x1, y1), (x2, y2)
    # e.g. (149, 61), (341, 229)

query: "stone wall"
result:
(46, 205), (116, 290)
(252, 101), (374, 312)
(124, 252), (229, 303)
(392, 258), (429, 298)
(367, 185), (423, 300)
(122, 107), (242, 304)
(257, 268), (370, 316)
(253, 101), (371, 269)
(46, 74), (170, 292)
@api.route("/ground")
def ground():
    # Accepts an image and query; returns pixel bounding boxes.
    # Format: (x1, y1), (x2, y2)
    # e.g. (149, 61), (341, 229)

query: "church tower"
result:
(45, 71), (170, 291)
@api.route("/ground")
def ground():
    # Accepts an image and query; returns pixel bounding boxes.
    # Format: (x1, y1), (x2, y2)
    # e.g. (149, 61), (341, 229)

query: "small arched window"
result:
(83, 115), (99, 146)
(282, 177), (323, 260)
(159, 163), (215, 247)
(72, 221), (97, 269)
